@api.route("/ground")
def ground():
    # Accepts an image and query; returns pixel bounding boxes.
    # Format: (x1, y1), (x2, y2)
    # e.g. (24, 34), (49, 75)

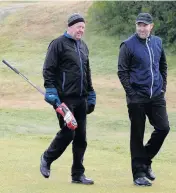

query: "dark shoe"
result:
(72, 174), (94, 185)
(40, 154), (51, 178)
(146, 165), (156, 181)
(134, 177), (152, 186)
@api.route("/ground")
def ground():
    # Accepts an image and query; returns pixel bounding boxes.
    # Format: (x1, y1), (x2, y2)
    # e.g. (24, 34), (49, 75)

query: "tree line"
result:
(88, 1), (176, 52)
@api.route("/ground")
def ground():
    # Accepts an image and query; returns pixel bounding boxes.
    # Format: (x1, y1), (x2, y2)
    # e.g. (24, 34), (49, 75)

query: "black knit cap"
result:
(136, 13), (153, 24)
(68, 13), (85, 27)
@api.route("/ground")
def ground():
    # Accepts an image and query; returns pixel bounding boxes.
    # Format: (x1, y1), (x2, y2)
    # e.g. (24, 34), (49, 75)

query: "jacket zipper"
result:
(75, 42), (83, 96)
(146, 38), (153, 98)
(151, 48), (155, 64)
(62, 72), (65, 92)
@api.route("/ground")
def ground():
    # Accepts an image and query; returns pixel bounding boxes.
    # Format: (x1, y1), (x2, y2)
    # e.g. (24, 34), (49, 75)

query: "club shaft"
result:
(2, 60), (45, 95)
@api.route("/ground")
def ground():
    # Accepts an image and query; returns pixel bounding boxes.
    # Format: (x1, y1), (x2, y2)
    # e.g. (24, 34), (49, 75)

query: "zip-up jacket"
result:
(118, 33), (167, 99)
(43, 32), (94, 97)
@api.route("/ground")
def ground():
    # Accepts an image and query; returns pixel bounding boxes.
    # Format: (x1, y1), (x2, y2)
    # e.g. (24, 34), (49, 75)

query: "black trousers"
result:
(127, 93), (170, 179)
(43, 97), (87, 178)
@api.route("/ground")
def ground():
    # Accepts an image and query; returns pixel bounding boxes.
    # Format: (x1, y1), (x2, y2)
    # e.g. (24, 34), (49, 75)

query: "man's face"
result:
(68, 22), (85, 40)
(136, 22), (154, 39)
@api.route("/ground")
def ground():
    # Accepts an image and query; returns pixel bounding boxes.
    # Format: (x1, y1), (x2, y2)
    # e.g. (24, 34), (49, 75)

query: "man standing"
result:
(118, 13), (170, 186)
(40, 13), (96, 185)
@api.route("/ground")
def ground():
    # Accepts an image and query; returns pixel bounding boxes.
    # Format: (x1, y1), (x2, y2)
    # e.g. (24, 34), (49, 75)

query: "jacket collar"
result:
(64, 31), (73, 39)
(64, 31), (81, 45)
(135, 33), (152, 43)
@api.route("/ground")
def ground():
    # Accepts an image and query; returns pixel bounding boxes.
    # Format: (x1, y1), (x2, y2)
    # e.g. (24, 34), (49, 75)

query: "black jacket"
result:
(43, 33), (94, 97)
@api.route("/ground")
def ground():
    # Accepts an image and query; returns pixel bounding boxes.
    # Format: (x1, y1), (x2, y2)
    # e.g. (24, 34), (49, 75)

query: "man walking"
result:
(40, 13), (96, 185)
(118, 13), (170, 186)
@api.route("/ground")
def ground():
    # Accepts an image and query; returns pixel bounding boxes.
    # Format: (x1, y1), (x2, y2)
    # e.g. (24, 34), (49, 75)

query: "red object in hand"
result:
(55, 103), (77, 130)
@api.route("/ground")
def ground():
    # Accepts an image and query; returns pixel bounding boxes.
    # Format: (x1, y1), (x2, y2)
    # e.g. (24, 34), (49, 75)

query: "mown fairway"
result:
(0, 2), (176, 193)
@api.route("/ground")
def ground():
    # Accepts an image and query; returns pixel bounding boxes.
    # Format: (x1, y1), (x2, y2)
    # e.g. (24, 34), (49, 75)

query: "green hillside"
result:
(0, 2), (176, 193)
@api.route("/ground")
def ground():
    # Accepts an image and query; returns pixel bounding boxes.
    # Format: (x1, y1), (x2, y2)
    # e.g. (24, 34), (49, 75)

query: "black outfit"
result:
(118, 34), (170, 180)
(42, 32), (95, 179)
(44, 97), (87, 178)
(43, 34), (93, 97)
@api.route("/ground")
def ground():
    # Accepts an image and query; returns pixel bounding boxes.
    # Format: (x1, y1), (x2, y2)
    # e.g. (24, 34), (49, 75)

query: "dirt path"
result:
(0, 3), (35, 22)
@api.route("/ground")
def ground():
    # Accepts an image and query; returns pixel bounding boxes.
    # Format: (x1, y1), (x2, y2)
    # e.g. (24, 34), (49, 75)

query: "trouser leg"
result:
(71, 98), (87, 177)
(128, 103), (148, 179)
(43, 104), (75, 164)
(145, 95), (170, 160)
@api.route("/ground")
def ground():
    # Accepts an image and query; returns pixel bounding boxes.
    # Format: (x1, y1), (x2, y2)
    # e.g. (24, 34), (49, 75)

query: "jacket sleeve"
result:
(117, 43), (136, 97)
(87, 59), (94, 92)
(159, 47), (167, 92)
(85, 45), (94, 92)
(43, 40), (61, 88)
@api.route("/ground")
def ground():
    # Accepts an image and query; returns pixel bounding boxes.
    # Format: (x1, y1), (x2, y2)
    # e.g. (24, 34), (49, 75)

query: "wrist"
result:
(46, 87), (58, 94)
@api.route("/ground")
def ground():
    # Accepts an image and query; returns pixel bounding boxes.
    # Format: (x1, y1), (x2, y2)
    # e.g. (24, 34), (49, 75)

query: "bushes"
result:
(88, 1), (176, 52)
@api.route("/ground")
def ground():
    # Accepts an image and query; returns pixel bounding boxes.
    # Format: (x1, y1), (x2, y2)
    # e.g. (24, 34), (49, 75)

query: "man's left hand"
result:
(87, 104), (95, 114)
(87, 91), (96, 114)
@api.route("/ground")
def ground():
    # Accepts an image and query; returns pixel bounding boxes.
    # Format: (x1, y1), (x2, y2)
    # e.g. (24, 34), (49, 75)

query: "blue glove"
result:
(45, 88), (61, 106)
(87, 91), (96, 105)
(87, 91), (96, 114)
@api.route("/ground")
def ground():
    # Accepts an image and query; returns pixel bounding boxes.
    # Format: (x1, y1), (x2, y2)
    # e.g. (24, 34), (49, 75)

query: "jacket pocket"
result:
(62, 72), (65, 92)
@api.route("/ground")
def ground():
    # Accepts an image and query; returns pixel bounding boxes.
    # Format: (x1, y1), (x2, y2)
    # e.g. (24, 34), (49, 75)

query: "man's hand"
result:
(87, 104), (95, 114)
(45, 88), (61, 106)
(45, 88), (77, 130)
(87, 91), (96, 114)
(55, 103), (77, 130)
